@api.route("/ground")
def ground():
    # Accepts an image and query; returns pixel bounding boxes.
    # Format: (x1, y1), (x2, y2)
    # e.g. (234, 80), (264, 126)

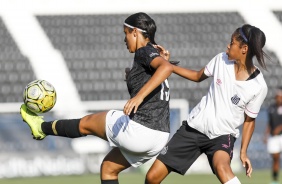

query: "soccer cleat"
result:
(20, 104), (46, 140)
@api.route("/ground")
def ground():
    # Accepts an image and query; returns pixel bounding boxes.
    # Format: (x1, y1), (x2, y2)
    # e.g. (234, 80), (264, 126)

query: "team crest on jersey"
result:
(231, 94), (240, 105)
(160, 146), (168, 155)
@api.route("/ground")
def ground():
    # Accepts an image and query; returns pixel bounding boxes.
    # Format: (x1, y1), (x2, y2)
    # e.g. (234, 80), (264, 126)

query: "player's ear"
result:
(241, 44), (248, 55)
(133, 28), (138, 37)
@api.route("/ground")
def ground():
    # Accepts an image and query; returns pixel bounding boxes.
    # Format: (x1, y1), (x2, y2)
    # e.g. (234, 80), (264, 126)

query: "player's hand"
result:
(154, 44), (170, 61)
(240, 153), (252, 178)
(123, 95), (143, 115)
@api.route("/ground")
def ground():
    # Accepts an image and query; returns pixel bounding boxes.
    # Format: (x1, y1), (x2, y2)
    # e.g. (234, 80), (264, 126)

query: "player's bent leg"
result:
(21, 102), (109, 140)
(43, 112), (108, 139)
(79, 111), (108, 141)
(20, 104), (46, 140)
(213, 150), (238, 184)
(100, 147), (131, 182)
(145, 159), (171, 184)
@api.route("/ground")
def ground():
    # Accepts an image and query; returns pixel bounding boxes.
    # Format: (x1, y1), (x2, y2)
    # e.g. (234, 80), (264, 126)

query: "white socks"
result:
(224, 176), (241, 184)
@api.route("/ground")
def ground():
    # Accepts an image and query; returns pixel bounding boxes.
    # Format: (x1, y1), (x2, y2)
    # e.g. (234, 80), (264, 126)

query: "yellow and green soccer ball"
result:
(23, 80), (57, 113)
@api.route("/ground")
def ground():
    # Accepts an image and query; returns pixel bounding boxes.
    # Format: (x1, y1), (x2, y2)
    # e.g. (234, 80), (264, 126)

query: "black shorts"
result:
(157, 121), (236, 175)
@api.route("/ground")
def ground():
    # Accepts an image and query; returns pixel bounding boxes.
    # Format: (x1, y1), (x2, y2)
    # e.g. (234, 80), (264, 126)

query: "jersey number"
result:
(160, 79), (170, 101)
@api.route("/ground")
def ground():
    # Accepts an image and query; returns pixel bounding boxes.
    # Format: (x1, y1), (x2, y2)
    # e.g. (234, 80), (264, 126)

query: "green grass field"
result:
(0, 170), (276, 184)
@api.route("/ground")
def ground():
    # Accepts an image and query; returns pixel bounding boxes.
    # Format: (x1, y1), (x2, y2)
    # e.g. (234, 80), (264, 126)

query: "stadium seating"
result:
(35, 13), (282, 108)
(0, 18), (35, 103)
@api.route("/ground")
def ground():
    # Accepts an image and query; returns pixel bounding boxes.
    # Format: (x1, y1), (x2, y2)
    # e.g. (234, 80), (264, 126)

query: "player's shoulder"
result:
(138, 43), (159, 56)
(256, 69), (268, 88)
(209, 52), (230, 66)
(218, 52), (231, 63)
(213, 52), (226, 59)
(251, 70), (268, 97)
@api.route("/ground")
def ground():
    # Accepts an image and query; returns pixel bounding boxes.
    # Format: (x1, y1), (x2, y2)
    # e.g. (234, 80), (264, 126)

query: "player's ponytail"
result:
(144, 18), (157, 45)
(235, 24), (270, 69)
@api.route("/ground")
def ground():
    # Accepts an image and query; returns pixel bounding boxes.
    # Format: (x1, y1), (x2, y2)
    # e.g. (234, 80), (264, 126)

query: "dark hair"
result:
(233, 24), (270, 69)
(124, 12), (157, 44)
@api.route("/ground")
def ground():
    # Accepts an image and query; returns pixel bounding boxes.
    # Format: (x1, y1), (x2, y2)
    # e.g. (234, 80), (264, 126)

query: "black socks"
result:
(273, 171), (278, 181)
(41, 119), (84, 138)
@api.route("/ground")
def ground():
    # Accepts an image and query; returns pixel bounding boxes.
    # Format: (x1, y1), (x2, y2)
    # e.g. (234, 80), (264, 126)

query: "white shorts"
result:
(267, 135), (282, 154)
(105, 110), (170, 167)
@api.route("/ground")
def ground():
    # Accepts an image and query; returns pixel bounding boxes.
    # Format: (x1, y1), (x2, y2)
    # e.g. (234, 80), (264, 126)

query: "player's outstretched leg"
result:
(20, 104), (46, 140)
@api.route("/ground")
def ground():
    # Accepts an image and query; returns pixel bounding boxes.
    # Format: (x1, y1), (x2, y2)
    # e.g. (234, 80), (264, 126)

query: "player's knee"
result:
(100, 160), (120, 177)
(214, 163), (232, 177)
(79, 116), (92, 135)
(145, 170), (160, 184)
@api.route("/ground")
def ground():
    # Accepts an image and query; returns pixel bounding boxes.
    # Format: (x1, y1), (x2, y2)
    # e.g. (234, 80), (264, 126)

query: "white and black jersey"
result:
(187, 52), (268, 139)
(126, 43), (170, 133)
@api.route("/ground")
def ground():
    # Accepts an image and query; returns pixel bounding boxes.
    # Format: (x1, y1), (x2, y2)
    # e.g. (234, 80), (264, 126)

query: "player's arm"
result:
(123, 57), (173, 115)
(154, 44), (208, 82)
(172, 65), (208, 82)
(240, 114), (255, 178)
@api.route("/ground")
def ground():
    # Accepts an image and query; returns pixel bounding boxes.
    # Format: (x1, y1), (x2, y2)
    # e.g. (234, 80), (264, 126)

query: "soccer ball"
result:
(23, 79), (57, 113)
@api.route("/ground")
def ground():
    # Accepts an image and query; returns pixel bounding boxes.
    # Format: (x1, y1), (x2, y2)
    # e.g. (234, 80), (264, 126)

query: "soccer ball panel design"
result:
(23, 80), (57, 113)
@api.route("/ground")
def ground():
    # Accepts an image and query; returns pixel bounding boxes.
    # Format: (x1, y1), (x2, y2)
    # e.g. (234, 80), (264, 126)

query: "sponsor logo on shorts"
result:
(221, 135), (233, 158)
(160, 146), (168, 155)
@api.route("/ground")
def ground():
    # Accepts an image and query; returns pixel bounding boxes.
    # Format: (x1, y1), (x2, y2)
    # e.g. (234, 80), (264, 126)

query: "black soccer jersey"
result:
(268, 104), (282, 135)
(126, 42), (170, 133)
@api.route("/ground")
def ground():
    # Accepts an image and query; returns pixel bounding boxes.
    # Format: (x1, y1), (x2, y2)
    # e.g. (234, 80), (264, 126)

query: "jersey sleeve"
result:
(140, 46), (160, 68)
(204, 53), (223, 77)
(245, 84), (268, 118)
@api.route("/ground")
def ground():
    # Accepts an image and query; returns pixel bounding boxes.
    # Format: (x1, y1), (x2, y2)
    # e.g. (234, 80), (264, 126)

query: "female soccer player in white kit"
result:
(146, 24), (268, 184)
(20, 12), (174, 184)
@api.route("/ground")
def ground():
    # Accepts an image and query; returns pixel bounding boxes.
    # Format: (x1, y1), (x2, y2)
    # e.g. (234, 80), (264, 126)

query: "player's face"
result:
(226, 37), (242, 61)
(124, 26), (136, 53)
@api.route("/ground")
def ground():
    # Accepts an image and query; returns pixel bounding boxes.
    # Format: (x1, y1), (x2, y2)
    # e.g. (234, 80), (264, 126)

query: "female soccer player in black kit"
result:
(20, 12), (173, 184)
(264, 87), (282, 184)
